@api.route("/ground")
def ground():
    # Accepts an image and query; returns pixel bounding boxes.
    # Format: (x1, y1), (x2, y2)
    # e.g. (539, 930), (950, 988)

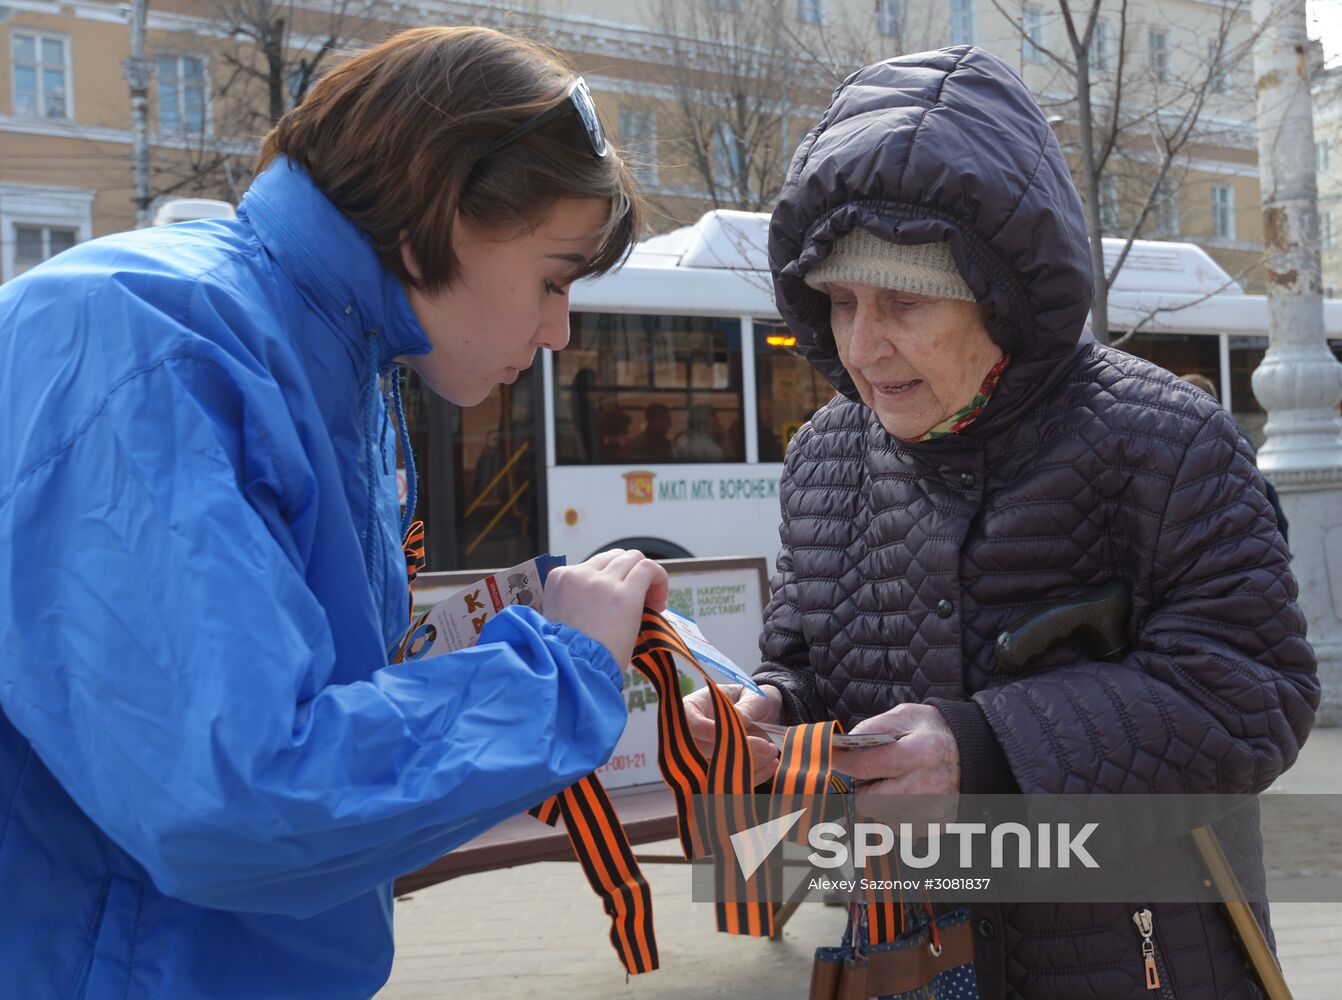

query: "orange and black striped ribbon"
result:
(528, 609), (773, 971)
(772, 721), (839, 818)
(766, 720), (913, 940)
(865, 843), (904, 944)
(553, 774), (659, 974)
(529, 796), (561, 827)
(529, 776), (657, 972)
(821, 774), (905, 945)
(630, 611), (773, 937)
(769, 718), (847, 900)
(526, 610), (912, 971)
(402, 519), (426, 620)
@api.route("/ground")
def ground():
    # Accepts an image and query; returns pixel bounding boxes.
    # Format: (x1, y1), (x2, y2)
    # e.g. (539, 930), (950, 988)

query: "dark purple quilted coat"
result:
(756, 46), (1319, 1000)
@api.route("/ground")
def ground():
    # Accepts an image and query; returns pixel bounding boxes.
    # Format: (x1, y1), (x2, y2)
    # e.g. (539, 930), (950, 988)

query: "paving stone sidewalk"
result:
(379, 728), (1342, 999)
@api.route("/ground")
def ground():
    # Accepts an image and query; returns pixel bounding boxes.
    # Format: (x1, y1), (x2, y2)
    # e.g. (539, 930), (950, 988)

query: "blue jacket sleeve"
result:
(0, 356), (626, 919)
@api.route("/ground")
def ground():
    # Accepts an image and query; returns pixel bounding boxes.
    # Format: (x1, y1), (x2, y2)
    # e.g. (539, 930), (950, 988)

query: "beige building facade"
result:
(1, 0), (260, 277)
(2, 0), (1266, 284)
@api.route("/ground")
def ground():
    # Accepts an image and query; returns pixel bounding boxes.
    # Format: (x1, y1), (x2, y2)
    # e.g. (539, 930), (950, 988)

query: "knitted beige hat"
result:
(803, 228), (975, 302)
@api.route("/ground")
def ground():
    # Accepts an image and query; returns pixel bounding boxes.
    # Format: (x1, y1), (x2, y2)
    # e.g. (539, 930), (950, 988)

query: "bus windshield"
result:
(752, 320), (837, 461)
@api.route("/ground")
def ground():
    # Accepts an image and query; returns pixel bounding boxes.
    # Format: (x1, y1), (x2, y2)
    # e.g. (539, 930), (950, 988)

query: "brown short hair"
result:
(256, 26), (641, 291)
(1179, 372), (1219, 401)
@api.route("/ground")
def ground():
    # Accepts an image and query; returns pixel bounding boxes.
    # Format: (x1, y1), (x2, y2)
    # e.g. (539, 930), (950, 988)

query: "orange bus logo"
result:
(623, 470), (656, 505)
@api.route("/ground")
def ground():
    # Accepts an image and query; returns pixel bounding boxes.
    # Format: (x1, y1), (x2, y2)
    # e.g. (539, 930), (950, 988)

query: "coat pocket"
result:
(79, 875), (145, 1000)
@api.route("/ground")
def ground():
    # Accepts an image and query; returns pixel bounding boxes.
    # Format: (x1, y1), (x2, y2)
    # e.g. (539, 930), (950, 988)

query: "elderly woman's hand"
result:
(683, 683), (783, 786)
(830, 703), (960, 796)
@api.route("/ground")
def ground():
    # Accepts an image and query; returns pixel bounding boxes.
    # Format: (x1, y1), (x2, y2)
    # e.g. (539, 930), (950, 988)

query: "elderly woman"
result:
(688, 47), (1316, 999)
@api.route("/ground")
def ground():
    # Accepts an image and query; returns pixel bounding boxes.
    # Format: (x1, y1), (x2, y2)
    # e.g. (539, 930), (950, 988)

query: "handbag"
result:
(811, 902), (978, 1000)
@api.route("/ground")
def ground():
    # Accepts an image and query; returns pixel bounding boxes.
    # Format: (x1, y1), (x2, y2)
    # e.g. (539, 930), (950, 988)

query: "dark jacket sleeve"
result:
(975, 407), (1318, 797)
(753, 426), (829, 723)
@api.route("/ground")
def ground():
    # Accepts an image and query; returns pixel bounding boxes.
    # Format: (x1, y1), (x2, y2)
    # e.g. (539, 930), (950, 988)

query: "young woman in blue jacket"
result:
(0, 26), (667, 998)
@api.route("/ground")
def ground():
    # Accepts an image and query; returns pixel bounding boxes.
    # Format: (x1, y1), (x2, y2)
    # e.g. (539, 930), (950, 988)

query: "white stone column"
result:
(122, 0), (153, 229)
(1252, 0), (1342, 723)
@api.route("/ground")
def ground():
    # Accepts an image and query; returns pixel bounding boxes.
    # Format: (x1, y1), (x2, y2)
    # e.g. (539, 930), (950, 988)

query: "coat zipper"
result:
(1132, 907), (1176, 999)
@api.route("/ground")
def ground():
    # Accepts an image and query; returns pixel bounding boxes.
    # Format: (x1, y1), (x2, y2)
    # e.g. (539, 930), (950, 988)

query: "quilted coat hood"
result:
(770, 46), (1094, 432)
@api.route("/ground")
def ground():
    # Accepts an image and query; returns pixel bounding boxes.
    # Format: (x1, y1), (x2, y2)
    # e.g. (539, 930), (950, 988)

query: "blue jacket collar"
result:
(239, 158), (431, 369)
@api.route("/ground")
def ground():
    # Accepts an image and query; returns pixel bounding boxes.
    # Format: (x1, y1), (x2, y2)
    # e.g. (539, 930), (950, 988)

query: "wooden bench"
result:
(393, 782), (814, 937)
(393, 783), (683, 894)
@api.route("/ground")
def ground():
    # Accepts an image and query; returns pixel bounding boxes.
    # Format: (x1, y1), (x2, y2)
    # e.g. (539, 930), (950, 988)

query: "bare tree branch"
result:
(987, 0), (1259, 343)
(645, 0), (849, 215)
(640, 0), (942, 219)
(144, 0), (424, 205)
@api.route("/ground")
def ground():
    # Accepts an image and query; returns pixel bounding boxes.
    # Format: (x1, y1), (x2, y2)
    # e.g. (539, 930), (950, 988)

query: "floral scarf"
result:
(913, 352), (1011, 442)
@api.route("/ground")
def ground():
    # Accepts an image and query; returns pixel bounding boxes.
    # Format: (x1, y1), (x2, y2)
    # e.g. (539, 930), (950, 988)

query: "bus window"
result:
(1114, 331), (1221, 391)
(1229, 336), (1267, 450)
(556, 313), (745, 465)
(754, 321), (836, 461)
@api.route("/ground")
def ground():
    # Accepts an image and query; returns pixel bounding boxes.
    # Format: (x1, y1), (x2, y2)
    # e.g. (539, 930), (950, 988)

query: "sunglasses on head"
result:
(479, 76), (610, 160)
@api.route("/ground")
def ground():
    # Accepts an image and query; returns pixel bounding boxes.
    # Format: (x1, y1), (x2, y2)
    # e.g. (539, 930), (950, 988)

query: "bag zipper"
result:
(1132, 907), (1176, 998)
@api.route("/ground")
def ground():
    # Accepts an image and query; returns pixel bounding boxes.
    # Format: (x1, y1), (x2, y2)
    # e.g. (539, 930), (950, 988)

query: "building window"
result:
(11, 32), (70, 120)
(1152, 178), (1179, 238)
(950, 0), (974, 46)
(1099, 174), (1120, 230)
(157, 54), (209, 135)
(0, 182), (94, 281)
(1023, 7), (1046, 62)
(1208, 40), (1227, 94)
(1323, 211), (1334, 250)
(712, 121), (743, 196)
(797, 0), (825, 25)
(619, 108), (657, 186)
(1091, 19), (1109, 72)
(1149, 30), (1169, 83)
(13, 224), (77, 275)
(876, 0), (901, 37)
(1212, 185), (1235, 240)
(1317, 140), (1332, 175)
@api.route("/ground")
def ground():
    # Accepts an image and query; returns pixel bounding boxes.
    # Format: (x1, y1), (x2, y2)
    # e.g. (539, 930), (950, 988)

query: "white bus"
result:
(400, 210), (1342, 573)
(151, 198), (236, 226)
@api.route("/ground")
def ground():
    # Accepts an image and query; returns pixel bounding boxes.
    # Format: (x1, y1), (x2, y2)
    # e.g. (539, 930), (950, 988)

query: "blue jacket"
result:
(0, 160), (626, 998)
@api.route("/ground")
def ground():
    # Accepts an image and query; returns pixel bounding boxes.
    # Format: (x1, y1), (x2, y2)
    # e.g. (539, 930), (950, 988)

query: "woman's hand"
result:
(830, 702), (960, 796)
(684, 683), (783, 786)
(542, 549), (669, 669)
